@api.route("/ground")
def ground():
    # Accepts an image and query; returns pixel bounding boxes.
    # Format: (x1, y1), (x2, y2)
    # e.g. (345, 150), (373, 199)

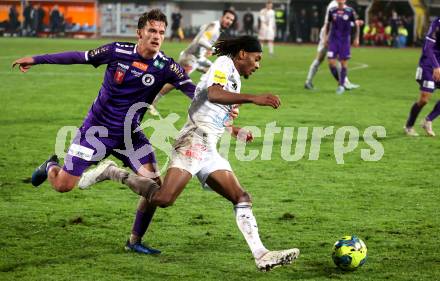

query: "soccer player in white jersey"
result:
(79, 36), (300, 271)
(258, 1), (276, 56)
(148, 9), (236, 116)
(179, 9), (236, 75)
(304, 0), (361, 90)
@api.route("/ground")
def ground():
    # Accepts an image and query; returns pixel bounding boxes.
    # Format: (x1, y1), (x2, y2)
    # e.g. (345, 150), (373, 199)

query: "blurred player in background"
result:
(404, 17), (440, 137)
(79, 36), (300, 271)
(12, 10), (196, 255)
(148, 9), (236, 116)
(324, 0), (360, 94)
(179, 9), (236, 75)
(258, 1), (276, 56)
(305, 0), (361, 90)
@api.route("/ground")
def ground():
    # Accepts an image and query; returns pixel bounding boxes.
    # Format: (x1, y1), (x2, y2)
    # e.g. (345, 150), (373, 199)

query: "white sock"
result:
(306, 59), (321, 83)
(268, 41), (274, 55)
(336, 61), (342, 76)
(235, 202), (268, 259)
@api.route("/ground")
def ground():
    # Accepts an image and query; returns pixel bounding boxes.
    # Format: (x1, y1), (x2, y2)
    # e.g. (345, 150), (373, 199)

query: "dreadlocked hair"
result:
(213, 36), (262, 58)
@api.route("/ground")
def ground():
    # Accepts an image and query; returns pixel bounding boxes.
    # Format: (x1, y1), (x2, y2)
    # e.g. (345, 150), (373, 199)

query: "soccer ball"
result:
(332, 235), (367, 270)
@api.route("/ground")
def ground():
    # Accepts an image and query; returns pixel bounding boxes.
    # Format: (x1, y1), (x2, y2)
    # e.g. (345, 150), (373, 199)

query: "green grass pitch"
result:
(0, 38), (439, 280)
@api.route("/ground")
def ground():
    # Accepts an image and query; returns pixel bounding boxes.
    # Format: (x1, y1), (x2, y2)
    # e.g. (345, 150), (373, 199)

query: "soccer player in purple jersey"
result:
(404, 17), (440, 137)
(77, 36), (300, 271)
(324, 0), (360, 94)
(12, 10), (196, 254)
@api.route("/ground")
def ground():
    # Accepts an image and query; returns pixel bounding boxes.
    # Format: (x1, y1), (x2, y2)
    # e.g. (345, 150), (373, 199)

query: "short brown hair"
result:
(138, 9), (168, 29)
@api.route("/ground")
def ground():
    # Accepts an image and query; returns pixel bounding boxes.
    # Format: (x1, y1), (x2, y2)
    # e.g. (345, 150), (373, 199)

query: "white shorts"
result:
(178, 51), (212, 75)
(168, 126), (232, 188)
(258, 26), (275, 41)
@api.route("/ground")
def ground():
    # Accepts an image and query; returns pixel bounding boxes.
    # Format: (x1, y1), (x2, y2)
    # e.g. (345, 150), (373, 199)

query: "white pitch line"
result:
(350, 62), (369, 71)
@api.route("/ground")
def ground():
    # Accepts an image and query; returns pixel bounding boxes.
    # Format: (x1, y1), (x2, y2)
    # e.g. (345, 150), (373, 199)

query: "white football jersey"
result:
(258, 8), (276, 40)
(183, 55), (241, 144)
(324, 1), (338, 24)
(183, 20), (222, 59)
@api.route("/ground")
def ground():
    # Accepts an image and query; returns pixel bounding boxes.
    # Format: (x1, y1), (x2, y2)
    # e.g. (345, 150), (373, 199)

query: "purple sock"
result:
(426, 100), (440, 121)
(329, 65), (339, 81)
(131, 208), (156, 239)
(406, 102), (423, 128)
(339, 67), (347, 86)
(46, 162), (60, 174)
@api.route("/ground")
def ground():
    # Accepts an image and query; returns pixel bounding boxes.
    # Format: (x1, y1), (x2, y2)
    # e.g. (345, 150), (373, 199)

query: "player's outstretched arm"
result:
(12, 56), (35, 73)
(13, 51), (91, 72)
(208, 84), (281, 108)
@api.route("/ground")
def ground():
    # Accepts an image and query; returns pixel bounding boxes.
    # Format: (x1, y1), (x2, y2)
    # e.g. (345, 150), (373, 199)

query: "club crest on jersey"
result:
(142, 74), (155, 86)
(343, 15), (349, 20)
(132, 61), (148, 71)
(114, 64), (128, 84)
(153, 60), (165, 69)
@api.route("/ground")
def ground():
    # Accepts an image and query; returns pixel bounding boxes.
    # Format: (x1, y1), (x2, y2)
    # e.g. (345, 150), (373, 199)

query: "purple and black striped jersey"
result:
(33, 42), (195, 135)
(419, 17), (440, 69)
(327, 6), (357, 41)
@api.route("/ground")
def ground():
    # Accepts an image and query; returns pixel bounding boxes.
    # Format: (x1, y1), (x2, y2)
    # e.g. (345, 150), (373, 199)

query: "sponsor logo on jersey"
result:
(131, 69), (143, 77)
(132, 61), (148, 71)
(142, 74), (155, 86)
(204, 30), (213, 40)
(153, 60), (165, 69)
(117, 63), (129, 70)
(88, 46), (110, 59)
(213, 70), (227, 85)
(170, 63), (184, 79)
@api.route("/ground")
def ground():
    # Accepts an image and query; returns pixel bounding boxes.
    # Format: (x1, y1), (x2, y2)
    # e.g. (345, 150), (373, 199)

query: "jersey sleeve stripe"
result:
(426, 36), (436, 43)
(115, 48), (133, 55)
(179, 79), (192, 86)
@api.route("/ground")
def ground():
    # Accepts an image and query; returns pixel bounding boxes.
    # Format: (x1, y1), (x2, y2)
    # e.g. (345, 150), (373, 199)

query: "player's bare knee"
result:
(152, 191), (176, 208)
(157, 195), (176, 208)
(419, 92), (431, 106)
(418, 99), (428, 106)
